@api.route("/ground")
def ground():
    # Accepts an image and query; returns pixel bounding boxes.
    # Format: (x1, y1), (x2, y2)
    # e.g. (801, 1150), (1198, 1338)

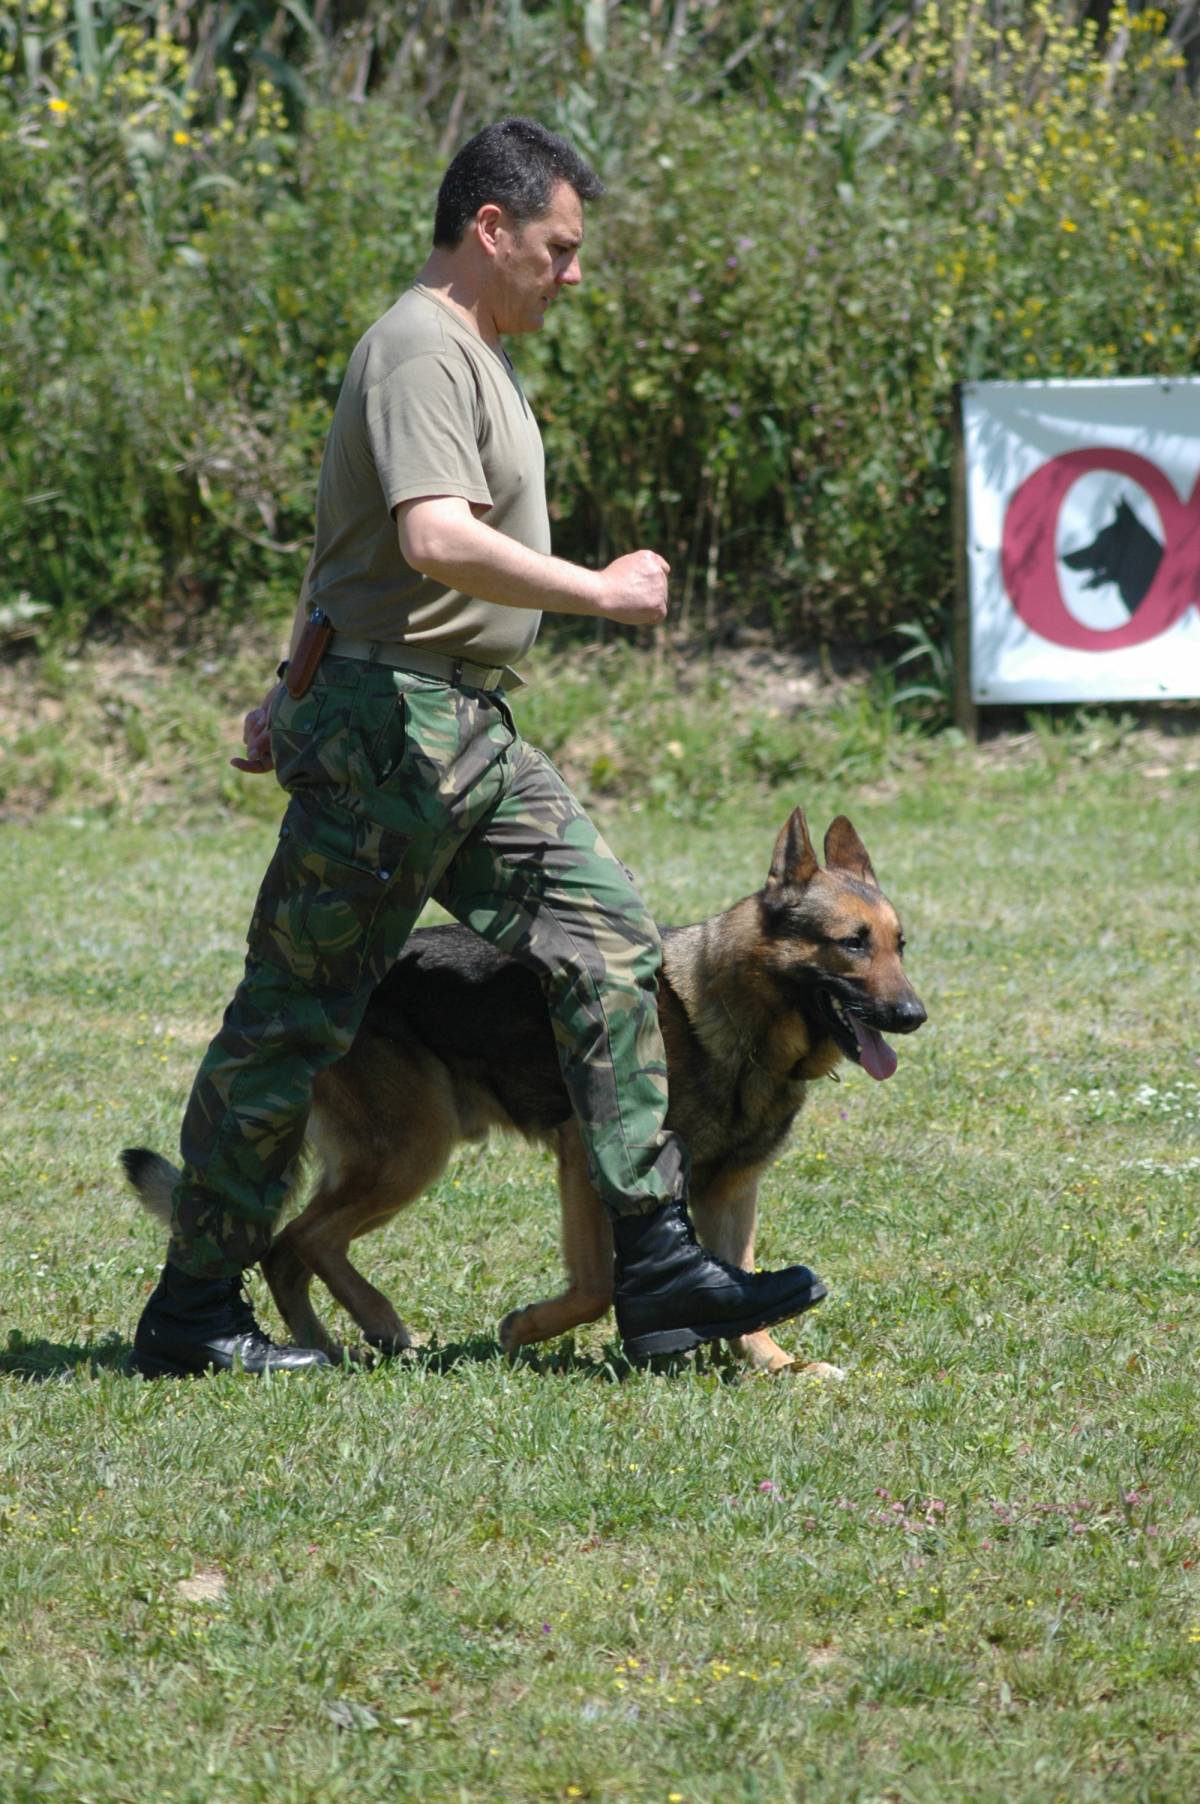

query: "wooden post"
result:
(950, 381), (979, 741)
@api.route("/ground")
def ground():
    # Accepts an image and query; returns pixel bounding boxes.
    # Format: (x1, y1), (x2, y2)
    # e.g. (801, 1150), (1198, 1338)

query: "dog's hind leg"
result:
(260, 1227), (336, 1356)
(263, 1050), (462, 1356)
(498, 1119), (614, 1354)
(259, 1105), (354, 1356)
(690, 1172), (842, 1379)
(278, 1200), (411, 1356)
(267, 1176), (420, 1358)
(281, 1122), (458, 1355)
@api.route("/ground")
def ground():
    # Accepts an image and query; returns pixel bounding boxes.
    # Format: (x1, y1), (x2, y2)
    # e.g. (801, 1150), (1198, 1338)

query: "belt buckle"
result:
(449, 658), (465, 686)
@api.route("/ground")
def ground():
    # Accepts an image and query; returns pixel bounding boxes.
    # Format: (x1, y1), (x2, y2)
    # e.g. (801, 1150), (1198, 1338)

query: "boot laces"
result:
(229, 1278), (274, 1346)
(704, 1246), (763, 1282)
(675, 1205), (761, 1283)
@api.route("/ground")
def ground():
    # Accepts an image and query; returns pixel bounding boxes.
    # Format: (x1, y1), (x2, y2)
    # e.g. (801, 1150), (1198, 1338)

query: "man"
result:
(132, 117), (826, 1378)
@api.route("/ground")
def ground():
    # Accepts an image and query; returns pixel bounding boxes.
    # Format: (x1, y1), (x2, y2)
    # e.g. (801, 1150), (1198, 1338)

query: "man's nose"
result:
(558, 255), (582, 287)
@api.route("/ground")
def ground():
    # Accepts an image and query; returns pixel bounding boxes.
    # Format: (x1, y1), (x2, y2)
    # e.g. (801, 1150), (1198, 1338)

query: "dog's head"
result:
(1061, 499), (1162, 602)
(759, 808), (925, 1081)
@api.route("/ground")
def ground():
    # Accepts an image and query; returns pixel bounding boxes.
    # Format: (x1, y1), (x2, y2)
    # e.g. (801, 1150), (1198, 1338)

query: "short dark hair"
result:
(433, 117), (604, 248)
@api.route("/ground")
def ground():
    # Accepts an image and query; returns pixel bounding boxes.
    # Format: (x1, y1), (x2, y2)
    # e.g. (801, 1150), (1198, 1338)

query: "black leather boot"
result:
(131, 1264), (332, 1378)
(612, 1202), (826, 1360)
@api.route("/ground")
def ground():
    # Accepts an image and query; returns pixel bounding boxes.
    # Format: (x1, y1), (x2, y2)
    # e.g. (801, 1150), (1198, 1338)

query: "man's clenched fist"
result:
(598, 549), (670, 626)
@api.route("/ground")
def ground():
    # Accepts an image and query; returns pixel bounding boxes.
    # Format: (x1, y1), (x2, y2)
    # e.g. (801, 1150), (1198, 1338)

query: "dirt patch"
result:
(176, 1567), (228, 1604)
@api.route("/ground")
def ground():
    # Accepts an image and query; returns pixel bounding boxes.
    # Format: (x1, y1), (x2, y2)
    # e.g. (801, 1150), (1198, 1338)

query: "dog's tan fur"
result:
(126, 809), (924, 1373)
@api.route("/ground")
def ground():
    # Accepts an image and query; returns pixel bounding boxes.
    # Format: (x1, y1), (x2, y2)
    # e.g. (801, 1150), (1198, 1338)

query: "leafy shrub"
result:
(1, 1), (1197, 648)
(533, 1), (1200, 642)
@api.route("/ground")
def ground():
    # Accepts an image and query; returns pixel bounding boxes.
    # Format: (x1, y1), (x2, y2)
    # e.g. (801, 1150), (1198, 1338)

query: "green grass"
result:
(2, 655), (1199, 1803)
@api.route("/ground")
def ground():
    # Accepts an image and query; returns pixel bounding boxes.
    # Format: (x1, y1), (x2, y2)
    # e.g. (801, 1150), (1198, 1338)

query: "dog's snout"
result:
(892, 997), (927, 1034)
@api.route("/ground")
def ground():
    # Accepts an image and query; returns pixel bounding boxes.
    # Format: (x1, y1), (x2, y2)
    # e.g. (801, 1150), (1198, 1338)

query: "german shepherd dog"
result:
(124, 809), (925, 1374)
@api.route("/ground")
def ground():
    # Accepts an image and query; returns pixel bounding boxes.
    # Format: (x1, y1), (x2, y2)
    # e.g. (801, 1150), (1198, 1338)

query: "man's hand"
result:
(596, 550), (671, 626)
(230, 681), (283, 774)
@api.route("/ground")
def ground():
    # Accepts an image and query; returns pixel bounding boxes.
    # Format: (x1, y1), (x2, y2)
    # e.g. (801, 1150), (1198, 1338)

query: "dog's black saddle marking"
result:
(365, 924), (572, 1132)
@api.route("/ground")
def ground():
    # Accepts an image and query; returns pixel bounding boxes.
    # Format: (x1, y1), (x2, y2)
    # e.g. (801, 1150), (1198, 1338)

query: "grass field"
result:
(2, 652), (1199, 1803)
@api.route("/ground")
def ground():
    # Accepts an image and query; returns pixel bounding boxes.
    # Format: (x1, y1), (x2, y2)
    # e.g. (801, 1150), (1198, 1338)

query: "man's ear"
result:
(765, 809), (819, 894)
(474, 202), (507, 259)
(823, 816), (878, 886)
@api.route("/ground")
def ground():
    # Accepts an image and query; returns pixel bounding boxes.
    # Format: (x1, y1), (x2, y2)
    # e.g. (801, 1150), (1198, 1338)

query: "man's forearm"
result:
(401, 507), (604, 616)
(396, 496), (668, 628)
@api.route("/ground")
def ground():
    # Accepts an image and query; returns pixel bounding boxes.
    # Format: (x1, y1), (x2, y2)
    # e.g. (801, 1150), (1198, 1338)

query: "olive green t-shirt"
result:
(306, 284), (548, 668)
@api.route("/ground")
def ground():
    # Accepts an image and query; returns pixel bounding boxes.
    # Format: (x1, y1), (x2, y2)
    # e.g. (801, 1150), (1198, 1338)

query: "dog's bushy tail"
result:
(120, 1147), (178, 1227)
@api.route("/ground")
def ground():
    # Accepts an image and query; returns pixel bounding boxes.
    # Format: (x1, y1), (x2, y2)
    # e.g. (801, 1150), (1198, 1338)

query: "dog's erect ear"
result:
(823, 816), (878, 887)
(766, 809), (819, 893)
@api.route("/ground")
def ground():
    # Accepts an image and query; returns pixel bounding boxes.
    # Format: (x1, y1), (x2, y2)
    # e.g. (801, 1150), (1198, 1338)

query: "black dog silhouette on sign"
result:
(1061, 498), (1164, 612)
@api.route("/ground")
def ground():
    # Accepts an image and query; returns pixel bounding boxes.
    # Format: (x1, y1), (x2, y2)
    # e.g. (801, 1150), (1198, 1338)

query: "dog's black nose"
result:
(892, 997), (927, 1033)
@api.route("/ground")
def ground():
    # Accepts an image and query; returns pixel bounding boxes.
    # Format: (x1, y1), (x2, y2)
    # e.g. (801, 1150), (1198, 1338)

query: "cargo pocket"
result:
(360, 688), (412, 788)
(247, 815), (395, 994)
(269, 687), (330, 792)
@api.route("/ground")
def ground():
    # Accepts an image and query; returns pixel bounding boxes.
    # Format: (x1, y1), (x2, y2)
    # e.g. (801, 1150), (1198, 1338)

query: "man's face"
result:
(490, 180), (584, 335)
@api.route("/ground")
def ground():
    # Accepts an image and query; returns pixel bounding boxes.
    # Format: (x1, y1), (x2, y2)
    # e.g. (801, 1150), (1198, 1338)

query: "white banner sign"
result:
(962, 378), (1200, 703)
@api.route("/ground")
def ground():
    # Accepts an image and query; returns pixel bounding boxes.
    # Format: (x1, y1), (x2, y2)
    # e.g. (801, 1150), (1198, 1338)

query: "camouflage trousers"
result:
(168, 654), (688, 1279)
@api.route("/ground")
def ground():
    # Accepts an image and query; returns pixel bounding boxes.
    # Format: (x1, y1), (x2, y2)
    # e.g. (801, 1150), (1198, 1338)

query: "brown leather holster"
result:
(285, 607), (334, 699)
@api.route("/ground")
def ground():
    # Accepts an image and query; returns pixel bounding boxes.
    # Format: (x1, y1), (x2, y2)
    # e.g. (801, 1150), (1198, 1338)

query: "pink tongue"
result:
(852, 1016), (898, 1081)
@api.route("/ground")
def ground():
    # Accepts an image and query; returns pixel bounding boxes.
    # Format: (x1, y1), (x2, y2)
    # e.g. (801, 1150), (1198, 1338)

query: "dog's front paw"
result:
(728, 1330), (795, 1375)
(730, 1331), (845, 1380)
(795, 1359), (846, 1382)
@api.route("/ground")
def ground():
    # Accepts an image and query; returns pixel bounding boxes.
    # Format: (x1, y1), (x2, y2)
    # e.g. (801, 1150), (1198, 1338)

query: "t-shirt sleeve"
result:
(364, 351), (493, 513)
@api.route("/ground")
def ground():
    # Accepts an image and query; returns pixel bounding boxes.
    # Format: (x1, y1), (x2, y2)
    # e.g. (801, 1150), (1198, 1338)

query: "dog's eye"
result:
(839, 929), (870, 952)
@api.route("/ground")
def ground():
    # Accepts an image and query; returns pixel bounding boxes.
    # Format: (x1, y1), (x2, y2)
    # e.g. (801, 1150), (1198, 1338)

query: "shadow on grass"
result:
(396, 1333), (630, 1381)
(0, 1329), (741, 1385)
(396, 1334), (742, 1385)
(1, 1330), (131, 1381)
